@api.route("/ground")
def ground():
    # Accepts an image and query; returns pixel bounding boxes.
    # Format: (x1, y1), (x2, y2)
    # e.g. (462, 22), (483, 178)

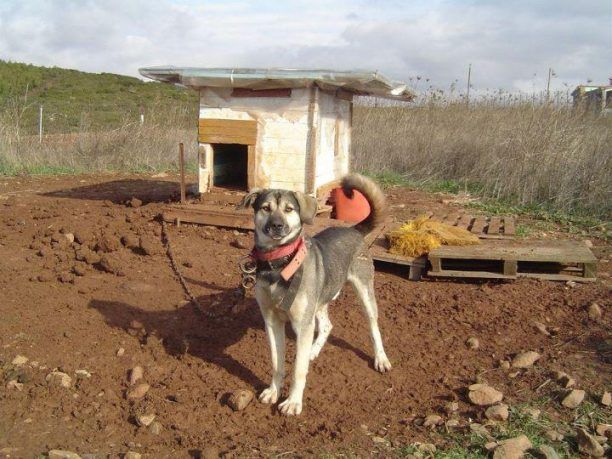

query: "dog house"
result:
(139, 68), (413, 196)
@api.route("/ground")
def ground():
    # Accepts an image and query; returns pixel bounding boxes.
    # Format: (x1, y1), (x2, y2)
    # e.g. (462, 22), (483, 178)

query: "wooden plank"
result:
(471, 216), (488, 234)
(503, 259), (518, 276)
(306, 86), (319, 194)
(488, 216), (502, 235)
(519, 272), (595, 282)
(198, 119), (257, 145)
(429, 256), (442, 272)
(457, 214), (474, 230)
(428, 270), (516, 280)
(442, 213), (460, 226)
(504, 217), (516, 235)
(247, 145), (255, 190)
(231, 88), (291, 98)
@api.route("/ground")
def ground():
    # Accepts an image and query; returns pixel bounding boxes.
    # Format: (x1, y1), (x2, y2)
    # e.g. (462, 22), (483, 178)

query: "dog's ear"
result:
(293, 192), (318, 225)
(237, 189), (262, 210)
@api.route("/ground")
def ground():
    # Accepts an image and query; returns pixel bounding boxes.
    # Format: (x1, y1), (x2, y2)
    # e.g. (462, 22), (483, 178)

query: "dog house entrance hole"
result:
(212, 143), (248, 190)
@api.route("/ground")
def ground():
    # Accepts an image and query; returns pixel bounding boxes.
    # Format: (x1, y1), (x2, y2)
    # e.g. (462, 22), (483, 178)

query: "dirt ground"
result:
(0, 173), (609, 458)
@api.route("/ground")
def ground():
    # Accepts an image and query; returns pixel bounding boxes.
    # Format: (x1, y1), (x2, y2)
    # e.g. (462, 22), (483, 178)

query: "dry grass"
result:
(0, 101), (197, 175)
(352, 103), (612, 218)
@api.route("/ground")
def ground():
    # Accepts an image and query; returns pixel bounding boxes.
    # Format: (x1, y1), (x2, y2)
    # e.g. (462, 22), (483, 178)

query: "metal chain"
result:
(160, 219), (231, 318)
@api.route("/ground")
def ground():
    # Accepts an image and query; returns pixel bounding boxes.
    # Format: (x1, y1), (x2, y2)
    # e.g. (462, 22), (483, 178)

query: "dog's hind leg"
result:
(310, 304), (332, 361)
(348, 259), (392, 373)
(259, 311), (285, 405)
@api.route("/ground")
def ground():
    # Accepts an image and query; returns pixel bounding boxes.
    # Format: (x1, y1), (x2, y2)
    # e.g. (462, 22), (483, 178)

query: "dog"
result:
(238, 173), (391, 416)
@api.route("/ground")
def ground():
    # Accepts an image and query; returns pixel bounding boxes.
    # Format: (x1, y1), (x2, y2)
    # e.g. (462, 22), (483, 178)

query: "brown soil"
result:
(0, 174), (609, 458)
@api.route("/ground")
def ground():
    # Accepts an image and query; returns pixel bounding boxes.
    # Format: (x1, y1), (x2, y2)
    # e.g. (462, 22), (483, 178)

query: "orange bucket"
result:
(332, 188), (371, 223)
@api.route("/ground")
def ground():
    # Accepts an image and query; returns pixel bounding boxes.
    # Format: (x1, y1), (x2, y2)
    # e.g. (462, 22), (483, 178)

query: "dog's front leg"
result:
(259, 311), (285, 405)
(279, 315), (315, 416)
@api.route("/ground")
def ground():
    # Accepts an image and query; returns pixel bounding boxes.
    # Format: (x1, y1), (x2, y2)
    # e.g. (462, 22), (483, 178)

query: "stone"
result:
(561, 389), (585, 409)
(444, 401), (459, 413)
(129, 197), (143, 208)
(126, 383), (150, 400)
(595, 424), (611, 437)
(227, 389), (254, 411)
(149, 421), (163, 435)
(576, 428), (605, 457)
(588, 303), (602, 320)
(96, 233), (120, 253)
(231, 239), (249, 250)
(124, 453), (142, 459)
(11, 355), (28, 366)
(75, 369), (91, 379)
(499, 360), (511, 370)
(554, 371), (576, 388)
(121, 234), (140, 249)
(544, 430), (564, 442)
(63, 233), (75, 244)
(6, 380), (24, 391)
(136, 413), (156, 427)
(116, 347), (125, 357)
(466, 337), (480, 350)
(46, 371), (72, 388)
(522, 407), (541, 420)
(48, 450), (81, 459)
(371, 436), (387, 444)
(485, 403), (509, 421)
(601, 391), (611, 407)
(468, 384), (504, 406)
(37, 272), (54, 282)
(423, 414), (443, 427)
(415, 443), (436, 453)
(511, 351), (541, 368)
(533, 321), (551, 336)
(484, 441), (499, 451)
(492, 435), (532, 459)
(536, 445), (560, 459)
(99, 254), (126, 276)
(129, 366), (144, 385)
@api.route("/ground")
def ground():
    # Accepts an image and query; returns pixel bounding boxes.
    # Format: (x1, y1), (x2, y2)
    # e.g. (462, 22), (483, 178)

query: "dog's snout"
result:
(270, 221), (284, 230)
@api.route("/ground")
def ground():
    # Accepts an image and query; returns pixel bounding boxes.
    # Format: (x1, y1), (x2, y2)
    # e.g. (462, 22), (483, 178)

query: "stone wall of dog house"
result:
(199, 87), (313, 191)
(313, 90), (351, 190)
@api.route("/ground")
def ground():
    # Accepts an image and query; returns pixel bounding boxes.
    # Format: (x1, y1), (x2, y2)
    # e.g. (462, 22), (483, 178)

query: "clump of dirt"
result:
(0, 174), (609, 457)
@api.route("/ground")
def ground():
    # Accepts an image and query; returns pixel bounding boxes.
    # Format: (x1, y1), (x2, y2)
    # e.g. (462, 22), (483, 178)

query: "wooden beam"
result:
(231, 88), (292, 98)
(179, 142), (186, 203)
(198, 118), (257, 145)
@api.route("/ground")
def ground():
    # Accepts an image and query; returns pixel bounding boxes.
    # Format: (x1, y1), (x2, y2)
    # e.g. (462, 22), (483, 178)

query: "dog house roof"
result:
(139, 67), (414, 100)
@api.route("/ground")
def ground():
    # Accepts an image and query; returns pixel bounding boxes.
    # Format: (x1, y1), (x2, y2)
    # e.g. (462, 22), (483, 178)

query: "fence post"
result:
(179, 142), (186, 204)
(39, 105), (43, 143)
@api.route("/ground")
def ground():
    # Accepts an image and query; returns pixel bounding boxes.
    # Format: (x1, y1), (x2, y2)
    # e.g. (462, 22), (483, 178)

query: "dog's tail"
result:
(341, 173), (387, 236)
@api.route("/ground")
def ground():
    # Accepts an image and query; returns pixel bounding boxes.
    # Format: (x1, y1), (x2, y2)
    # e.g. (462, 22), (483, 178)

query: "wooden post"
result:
(466, 63), (471, 105)
(179, 142), (186, 204)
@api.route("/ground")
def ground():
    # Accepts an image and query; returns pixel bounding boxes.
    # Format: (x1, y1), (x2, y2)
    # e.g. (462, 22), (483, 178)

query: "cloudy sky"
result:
(0, 0), (610, 95)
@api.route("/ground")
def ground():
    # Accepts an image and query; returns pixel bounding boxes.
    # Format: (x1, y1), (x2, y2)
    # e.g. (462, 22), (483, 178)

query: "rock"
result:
(48, 450), (81, 459)
(423, 414), (443, 427)
(415, 443), (436, 453)
(576, 428), (605, 457)
(37, 272), (54, 282)
(73, 265), (87, 276)
(601, 391), (611, 407)
(139, 237), (161, 256)
(588, 303), (602, 320)
(533, 321), (551, 336)
(129, 366), (144, 385)
(121, 234), (140, 249)
(99, 254), (126, 276)
(116, 347), (125, 357)
(130, 320), (144, 330)
(6, 380), (24, 391)
(75, 248), (101, 265)
(59, 272), (75, 284)
(46, 371), (72, 388)
(499, 360), (511, 370)
(554, 371), (576, 388)
(561, 389), (585, 408)
(75, 369), (91, 379)
(149, 421), (163, 435)
(126, 383), (150, 400)
(129, 197), (143, 208)
(536, 445), (560, 459)
(492, 435), (532, 459)
(201, 446), (220, 459)
(466, 337), (480, 350)
(544, 430), (564, 442)
(445, 419), (460, 428)
(96, 233), (120, 253)
(11, 355), (28, 366)
(511, 351), (541, 368)
(63, 233), (75, 244)
(227, 389), (254, 411)
(485, 403), (509, 421)
(136, 413), (156, 427)
(485, 441), (499, 451)
(522, 407), (541, 420)
(469, 422), (492, 438)
(371, 436), (387, 444)
(565, 280), (577, 288)
(468, 384), (504, 406)
(595, 424), (611, 437)
(444, 401), (459, 413)
(124, 453), (142, 459)
(231, 238), (249, 249)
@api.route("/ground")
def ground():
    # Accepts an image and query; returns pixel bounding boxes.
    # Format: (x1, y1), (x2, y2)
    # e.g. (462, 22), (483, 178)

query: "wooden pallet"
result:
(418, 211), (516, 239)
(428, 240), (597, 282)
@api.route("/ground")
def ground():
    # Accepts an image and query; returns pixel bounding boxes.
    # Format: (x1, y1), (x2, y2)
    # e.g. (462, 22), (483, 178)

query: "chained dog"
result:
(238, 173), (391, 416)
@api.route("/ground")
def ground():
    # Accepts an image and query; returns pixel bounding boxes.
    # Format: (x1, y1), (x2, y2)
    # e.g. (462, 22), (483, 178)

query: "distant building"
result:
(572, 78), (612, 114)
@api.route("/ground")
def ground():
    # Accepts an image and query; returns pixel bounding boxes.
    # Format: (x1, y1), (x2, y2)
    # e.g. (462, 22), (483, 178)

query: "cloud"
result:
(0, 0), (609, 94)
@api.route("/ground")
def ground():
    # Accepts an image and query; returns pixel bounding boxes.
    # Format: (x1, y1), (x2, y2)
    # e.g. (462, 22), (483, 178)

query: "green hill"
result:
(0, 61), (198, 134)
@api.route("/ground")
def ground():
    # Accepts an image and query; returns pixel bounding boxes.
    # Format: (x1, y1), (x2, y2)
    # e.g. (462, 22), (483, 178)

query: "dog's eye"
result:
(284, 206), (294, 213)
(261, 204), (271, 212)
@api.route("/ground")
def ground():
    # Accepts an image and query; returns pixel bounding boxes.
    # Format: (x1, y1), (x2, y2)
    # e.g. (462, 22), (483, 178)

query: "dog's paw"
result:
(278, 397), (302, 416)
(309, 344), (322, 361)
(374, 353), (392, 373)
(259, 387), (279, 404)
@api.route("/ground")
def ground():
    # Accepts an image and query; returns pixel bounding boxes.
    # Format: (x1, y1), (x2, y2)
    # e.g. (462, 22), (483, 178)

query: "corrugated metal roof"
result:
(139, 67), (414, 101)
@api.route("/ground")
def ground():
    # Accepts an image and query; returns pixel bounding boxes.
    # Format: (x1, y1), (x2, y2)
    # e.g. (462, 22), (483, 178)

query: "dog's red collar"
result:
(251, 236), (307, 281)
